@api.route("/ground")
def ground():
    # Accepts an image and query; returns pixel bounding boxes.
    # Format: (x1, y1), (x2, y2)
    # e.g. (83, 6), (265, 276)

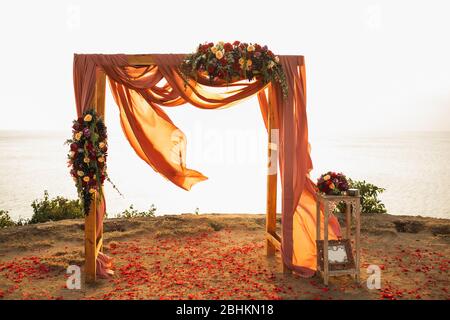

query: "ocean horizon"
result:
(0, 130), (449, 220)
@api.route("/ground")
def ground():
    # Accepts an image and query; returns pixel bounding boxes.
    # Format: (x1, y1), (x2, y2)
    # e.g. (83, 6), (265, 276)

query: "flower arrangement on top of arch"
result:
(180, 41), (288, 98)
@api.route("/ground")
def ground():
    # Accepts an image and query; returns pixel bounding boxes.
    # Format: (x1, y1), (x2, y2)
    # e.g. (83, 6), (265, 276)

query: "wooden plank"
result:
(355, 201), (361, 282)
(316, 199), (321, 270)
(328, 269), (358, 276)
(266, 85), (278, 257)
(127, 55), (156, 65)
(95, 69), (106, 118)
(323, 204), (329, 286)
(126, 54), (304, 66)
(316, 199), (321, 241)
(266, 232), (281, 251)
(346, 202), (351, 239)
(84, 68), (107, 283)
(84, 193), (96, 283)
(95, 68), (106, 256)
(317, 194), (361, 201)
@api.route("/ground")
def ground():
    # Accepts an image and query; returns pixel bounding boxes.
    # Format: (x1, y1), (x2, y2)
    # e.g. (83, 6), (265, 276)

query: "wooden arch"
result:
(84, 54), (293, 282)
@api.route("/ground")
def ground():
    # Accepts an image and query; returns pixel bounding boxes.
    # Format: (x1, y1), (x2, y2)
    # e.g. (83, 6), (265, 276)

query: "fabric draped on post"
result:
(95, 195), (113, 278)
(73, 53), (341, 278)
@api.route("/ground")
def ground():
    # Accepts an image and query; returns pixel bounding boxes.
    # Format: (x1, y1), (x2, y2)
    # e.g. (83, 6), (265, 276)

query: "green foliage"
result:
(29, 190), (84, 224)
(0, 210), (16, 229)
(116, 204), (156, 219)
(337, 179), (387, 214)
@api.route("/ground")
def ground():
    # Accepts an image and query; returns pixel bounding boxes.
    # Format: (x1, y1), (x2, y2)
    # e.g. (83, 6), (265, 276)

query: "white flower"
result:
(275, 56), (280, 63)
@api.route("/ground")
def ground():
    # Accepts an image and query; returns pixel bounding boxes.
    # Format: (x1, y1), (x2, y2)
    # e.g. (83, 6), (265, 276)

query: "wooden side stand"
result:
(316, 193), (361, 286)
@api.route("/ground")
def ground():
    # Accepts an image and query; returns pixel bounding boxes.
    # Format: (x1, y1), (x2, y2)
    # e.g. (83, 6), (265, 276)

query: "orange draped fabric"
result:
(73, 53), (341, 277)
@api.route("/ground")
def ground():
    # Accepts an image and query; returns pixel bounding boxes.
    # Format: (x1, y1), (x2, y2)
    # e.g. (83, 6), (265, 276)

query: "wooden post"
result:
(346, 202), (351, 239)
(266, 87), (277, 257)
(316, 199), (321, 269)
(323, 205), (329, 286)
(95, 68), (106, 117)
(85, 68), (106, 283)
(84, 193), (97, 283)
(355, 200), (361, 283)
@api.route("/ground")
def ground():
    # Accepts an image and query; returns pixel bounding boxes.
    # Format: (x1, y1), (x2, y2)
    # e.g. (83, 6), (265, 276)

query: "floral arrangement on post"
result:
(317, 172), (349, 195)
(180, 41), (289, 98)
(66, 109), (111, 215)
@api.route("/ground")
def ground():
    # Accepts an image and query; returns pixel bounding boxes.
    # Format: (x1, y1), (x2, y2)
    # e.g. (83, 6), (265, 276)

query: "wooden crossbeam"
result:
(127, 55), (156, 65)
(266, 232), (281, 251)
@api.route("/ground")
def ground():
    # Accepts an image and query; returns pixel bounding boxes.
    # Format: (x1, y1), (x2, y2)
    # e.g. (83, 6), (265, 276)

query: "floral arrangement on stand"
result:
(317, 172), (349, 195)
(180, 41), (289, 98)
(66, 109), (112, 215)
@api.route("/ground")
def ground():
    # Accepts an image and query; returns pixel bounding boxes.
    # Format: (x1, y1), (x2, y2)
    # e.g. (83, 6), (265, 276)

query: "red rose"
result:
(207, 65), (215, 74)
(220, 59), (227, 66)
(208, 42), (214, 47)
(233, 41), (240, 46)
(224, 43), (233, 52)
(255, 44), (261, 51)
(72, 122), (80, 130)
(70, 143), (78, 151)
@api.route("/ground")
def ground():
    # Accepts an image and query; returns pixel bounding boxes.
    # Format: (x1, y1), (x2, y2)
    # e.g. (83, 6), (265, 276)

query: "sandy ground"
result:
(0, 213), (449, 300)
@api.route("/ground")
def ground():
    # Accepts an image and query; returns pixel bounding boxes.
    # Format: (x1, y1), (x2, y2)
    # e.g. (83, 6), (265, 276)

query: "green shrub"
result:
(337, 179), (387, 214)
(29, 190), (84, 224)
(0, 210), (16, 228)
(116, 204), (156, 219)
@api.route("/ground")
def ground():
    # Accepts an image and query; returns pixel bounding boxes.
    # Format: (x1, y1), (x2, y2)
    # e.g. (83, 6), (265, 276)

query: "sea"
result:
(0, 130), (449, 220)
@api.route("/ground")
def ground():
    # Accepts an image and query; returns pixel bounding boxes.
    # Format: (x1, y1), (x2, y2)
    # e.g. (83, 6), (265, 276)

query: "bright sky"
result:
(0, 0), (449, 133)
(0, 0), (449, 215)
